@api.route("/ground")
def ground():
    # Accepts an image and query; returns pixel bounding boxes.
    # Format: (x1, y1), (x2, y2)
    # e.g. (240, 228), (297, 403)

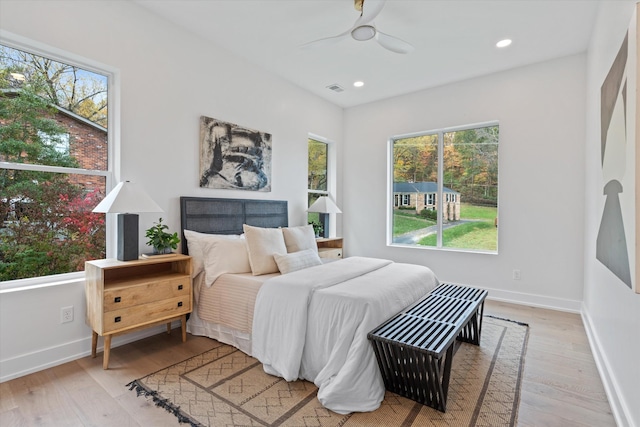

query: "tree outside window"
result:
(0, 44), (109, 281)
(391, 124), (499, 252)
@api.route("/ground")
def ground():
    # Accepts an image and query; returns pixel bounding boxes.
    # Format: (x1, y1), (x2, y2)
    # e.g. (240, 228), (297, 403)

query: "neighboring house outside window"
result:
(394, 182), (460, 220)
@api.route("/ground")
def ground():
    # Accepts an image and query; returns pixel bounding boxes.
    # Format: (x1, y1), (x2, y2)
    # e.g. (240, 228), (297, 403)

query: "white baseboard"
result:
(581, 306), (633, 427)
(457, 283), (583, 313)
(0, 322), (181, 383)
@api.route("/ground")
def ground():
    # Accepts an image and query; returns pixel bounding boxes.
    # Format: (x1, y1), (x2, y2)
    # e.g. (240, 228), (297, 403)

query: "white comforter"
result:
(251, 256), (438, 414)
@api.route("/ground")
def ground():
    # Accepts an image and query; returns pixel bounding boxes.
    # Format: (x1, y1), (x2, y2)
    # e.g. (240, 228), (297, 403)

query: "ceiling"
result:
(133, 0), (600, 108)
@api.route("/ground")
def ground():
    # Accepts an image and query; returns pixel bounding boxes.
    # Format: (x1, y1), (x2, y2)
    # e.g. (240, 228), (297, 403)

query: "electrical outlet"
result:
(512, 269), (521, 280)
(61, 306), (74, 323)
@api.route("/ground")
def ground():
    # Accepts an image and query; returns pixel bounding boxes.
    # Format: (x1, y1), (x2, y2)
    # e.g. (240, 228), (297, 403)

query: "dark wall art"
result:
(597, 7), (639, 293)
(199, 116), (272, 192)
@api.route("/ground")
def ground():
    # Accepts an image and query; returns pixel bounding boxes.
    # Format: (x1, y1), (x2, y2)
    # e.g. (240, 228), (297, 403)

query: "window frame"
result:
(0, 30), (119, 290)
(388, 120), (499, 254)
(307, 134), (338, 235)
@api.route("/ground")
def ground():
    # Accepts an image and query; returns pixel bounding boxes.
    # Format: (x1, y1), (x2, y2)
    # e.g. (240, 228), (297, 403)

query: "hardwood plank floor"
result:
(0, 300), (616, 426)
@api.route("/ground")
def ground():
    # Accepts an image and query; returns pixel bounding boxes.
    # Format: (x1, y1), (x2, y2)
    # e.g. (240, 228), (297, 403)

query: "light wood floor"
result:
(0, 300), (616, 426)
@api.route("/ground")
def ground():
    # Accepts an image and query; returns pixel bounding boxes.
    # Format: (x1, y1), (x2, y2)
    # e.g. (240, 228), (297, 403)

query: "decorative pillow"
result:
(203, 237), (251, 286)
(273, 249), (322, 274)
(282, 224), (318, 253)
(183, 230), (242, 277)
(243, 224), (288, 275)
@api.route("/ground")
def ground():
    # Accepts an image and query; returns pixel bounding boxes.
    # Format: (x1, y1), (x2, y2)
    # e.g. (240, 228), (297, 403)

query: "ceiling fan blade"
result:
(375, 30), (415, 54)
(300, 30), (351, 50)
(357, 0), (386, 26)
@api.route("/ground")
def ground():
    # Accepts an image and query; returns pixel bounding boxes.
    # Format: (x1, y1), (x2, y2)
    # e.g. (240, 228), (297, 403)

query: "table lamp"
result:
(307, 196), (341, 238)
(92, 181), (163, 261)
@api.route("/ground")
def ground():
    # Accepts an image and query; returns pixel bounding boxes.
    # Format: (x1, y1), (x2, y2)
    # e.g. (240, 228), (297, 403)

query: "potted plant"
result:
(310, 221), (323, 238)
(145, 218), (180, 254)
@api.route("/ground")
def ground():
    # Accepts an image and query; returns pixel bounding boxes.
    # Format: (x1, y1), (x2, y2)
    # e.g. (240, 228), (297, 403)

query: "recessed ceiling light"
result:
(496, 39), (512, 48)
(354, 81), (364, 88)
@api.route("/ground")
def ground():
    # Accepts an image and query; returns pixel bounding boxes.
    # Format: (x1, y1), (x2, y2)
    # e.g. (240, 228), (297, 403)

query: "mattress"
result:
(187, 271), (278, 354)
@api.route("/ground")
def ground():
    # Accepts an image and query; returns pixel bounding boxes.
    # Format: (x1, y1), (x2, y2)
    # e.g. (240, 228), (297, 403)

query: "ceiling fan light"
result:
(351, 25), (376, 41)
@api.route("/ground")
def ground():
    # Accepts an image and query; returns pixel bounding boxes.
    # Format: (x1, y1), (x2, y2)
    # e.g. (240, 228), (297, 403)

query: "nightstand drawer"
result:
(103, 296), (191, 333)
(103, 277), (190, 311)
(318, 248), (342, 259)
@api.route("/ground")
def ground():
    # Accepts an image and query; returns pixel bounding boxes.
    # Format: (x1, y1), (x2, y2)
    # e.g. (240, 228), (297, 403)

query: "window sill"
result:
(0, 272), (85, 293)
(388, 242), (498, 255)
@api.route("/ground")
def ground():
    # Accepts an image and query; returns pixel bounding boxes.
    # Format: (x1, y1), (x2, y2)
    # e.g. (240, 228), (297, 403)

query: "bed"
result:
(180, 196), (439, 414)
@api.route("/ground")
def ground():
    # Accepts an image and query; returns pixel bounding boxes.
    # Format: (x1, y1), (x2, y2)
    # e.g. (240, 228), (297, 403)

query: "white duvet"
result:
(251, 256), (438, 414)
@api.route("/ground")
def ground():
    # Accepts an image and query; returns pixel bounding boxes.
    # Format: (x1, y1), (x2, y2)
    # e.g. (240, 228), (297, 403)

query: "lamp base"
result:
(319, 213), (329, 238)
(117, 213), (139, 261)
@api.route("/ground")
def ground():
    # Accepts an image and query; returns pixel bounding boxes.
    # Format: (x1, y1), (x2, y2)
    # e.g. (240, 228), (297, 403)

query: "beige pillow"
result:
(282, 225), (318, 253)
(274, 249), (322, 274)
(183, 230), (242, 277)
(203, 237), (251, 286)
(243, 224), (288, 275)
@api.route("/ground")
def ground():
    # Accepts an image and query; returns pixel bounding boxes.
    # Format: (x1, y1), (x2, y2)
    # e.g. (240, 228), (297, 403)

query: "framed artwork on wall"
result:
(597, 4), (639, 293)
(199, 116), (272, 192)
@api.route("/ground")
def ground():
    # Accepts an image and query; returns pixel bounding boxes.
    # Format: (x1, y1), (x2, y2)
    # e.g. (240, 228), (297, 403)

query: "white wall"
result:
(0, 0), (343, 381)
(583, 2), (640, 426)
(343, 54), (587, 311)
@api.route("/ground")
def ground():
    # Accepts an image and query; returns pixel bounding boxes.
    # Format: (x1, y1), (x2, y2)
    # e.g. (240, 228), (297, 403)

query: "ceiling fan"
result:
(302, 0), (414, 54)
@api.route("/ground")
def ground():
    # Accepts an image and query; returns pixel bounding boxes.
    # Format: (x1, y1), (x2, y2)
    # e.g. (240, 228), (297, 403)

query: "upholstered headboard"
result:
(179, 197), (288, 254)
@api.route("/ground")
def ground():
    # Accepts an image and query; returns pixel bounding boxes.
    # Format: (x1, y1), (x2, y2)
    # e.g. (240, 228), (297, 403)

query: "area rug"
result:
(127, 315), (528, 427)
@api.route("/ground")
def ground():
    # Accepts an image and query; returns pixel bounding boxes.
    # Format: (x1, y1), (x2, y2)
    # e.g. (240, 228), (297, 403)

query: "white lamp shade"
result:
(307, 196), (342, 214)
(92, 181), (163, 213)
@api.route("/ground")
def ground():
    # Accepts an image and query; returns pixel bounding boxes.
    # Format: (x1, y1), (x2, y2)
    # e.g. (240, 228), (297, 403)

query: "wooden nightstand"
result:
(316, 237), (343, 259)
(84, 254), (192, 369)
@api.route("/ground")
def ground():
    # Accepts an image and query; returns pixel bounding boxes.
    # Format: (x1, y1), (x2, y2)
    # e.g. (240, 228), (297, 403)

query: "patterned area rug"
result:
(127, 316), (528, 427)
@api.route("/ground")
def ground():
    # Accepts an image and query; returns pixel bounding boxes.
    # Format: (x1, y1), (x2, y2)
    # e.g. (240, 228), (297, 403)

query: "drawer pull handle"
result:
(177, 301), (183, 307)
(114, 316), (121, 323)
(178, 285), (183, 290)
(114, 297), (121, 303)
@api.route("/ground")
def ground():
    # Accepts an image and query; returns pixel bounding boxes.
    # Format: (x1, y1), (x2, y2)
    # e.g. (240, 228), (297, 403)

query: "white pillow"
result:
(243, 224), (288, 275)
(183, 230), (242, 277)
(203, 237), (251, 286)
(273, 249), (322, 274)
(282, 225), (318, 253)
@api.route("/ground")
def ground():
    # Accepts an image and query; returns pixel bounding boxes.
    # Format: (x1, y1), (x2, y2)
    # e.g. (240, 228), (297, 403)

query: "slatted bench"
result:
(367, 283), (488, 412)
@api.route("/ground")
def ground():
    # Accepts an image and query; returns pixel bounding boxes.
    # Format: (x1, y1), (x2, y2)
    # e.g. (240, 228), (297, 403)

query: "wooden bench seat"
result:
(367, 283), (487, 412)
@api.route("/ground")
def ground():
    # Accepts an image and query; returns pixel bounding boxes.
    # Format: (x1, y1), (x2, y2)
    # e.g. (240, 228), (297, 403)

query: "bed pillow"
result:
(203, 237), (251, 286)
(282, 224), (318, 253)
(243, 224), (288, 275)
(273, 249), (323, 274)
(183, 230), (243, 277)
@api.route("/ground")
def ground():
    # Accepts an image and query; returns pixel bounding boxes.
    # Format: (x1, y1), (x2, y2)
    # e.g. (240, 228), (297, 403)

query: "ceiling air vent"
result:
(326, 84), (344, 93)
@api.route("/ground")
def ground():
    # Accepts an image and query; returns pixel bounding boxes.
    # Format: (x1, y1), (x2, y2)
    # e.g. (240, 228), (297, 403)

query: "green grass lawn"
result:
(418, 221), (497, 251)
(393, 203), (497, 251)
(393, 211), (435, 236)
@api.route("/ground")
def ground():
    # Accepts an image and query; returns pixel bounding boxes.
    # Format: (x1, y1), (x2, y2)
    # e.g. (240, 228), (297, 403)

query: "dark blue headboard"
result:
(179, 197), (288, 254)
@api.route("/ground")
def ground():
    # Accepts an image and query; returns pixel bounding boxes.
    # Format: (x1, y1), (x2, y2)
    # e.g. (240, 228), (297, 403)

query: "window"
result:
(0, 41), (112, 282)
(391, 123), (498, 252)
(425, 193), (435, 206)
(308, 138), (328, 230)
(38, 130), (70, 154)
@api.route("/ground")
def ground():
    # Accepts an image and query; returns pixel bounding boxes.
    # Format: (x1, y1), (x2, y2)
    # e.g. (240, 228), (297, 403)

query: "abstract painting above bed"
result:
(198, 116), (272, 191)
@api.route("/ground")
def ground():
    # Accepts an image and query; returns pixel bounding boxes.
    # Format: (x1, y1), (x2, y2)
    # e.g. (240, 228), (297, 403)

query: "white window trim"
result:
(0, 30), (121, 291)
